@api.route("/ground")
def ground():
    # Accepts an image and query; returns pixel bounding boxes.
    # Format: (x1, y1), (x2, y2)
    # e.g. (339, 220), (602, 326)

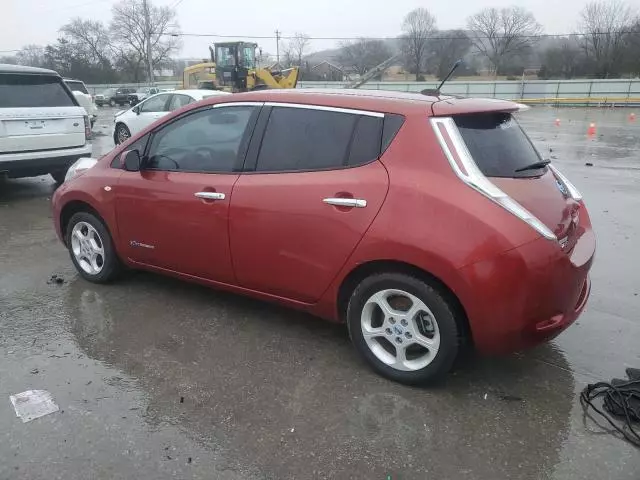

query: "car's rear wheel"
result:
(347, 272), (460, 385)
(115, 123), (131, 145)
(65, 212), (122, 283)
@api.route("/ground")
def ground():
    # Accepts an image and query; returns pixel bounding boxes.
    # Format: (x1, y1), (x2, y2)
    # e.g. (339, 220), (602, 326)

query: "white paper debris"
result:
(9, 390), (59, 423)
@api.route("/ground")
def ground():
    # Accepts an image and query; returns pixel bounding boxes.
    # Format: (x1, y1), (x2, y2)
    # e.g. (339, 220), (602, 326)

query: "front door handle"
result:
(323, 197), (367, 208)
(195, 191), (225, 200)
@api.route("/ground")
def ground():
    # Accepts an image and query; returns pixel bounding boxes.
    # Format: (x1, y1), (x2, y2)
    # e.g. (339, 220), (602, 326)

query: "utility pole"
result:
(143, 0), (154, 85)
(275, 30), (281, 65)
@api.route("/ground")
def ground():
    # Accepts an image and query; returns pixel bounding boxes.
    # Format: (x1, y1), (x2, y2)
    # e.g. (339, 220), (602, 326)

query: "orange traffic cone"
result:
(554, 118), (561, 126)
(587, 122), (596, 137)
(629, 112), (636, 122)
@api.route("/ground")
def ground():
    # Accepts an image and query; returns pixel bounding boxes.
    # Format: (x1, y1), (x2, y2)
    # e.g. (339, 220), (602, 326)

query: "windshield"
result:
(216, 46), (236, 67)
(454, 112), (545, 178)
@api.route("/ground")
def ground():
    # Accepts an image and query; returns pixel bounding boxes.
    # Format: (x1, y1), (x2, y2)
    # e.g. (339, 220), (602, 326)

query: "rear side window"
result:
(0, 74), (75, 108)
(255, 107), (383, 172)
(454, 113), (543, 178)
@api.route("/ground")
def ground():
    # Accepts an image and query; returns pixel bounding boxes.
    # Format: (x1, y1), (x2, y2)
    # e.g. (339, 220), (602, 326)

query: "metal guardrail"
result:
(298, 79), (640, 106)
(86, 79), (640, 106)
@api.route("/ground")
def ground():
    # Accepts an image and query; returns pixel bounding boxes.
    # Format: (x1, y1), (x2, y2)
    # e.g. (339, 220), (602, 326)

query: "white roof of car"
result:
(174, 89), (231, 99)
(0, 63), (59, 76)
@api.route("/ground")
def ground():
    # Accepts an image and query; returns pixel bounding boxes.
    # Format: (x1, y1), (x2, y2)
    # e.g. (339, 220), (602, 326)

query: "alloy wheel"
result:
(360, 289), (440, 372)
(70, 221), (105, 275)
(117, 125), (130, 144)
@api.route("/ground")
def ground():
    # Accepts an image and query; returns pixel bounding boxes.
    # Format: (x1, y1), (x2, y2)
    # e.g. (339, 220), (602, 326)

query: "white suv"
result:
(0, 64), (92, 183)
(64, 78), (98, 127)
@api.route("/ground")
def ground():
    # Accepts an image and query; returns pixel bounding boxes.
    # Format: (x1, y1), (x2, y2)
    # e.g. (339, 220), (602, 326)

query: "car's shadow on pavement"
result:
(61, 271), (576, 479)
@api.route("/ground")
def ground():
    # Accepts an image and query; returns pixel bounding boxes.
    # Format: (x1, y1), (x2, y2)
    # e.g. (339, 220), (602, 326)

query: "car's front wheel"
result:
(115, 123), (131, 145)
(347, 272), (460, 385)
(65, 212), (122, 283)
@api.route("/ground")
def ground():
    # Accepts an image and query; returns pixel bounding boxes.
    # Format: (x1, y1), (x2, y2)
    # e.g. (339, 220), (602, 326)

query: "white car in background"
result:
(113, 89), (230, 144)
(64, 79), (98, 127)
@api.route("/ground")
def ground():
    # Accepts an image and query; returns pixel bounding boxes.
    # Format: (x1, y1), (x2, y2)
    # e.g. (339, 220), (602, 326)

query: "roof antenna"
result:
(421, 59), (463, 97)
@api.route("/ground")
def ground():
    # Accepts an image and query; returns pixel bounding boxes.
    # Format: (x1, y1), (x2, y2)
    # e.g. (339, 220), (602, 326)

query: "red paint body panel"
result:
(115, 170), (238, 283)
(229, 162), (389, 302)
(51, 90), (596, 358)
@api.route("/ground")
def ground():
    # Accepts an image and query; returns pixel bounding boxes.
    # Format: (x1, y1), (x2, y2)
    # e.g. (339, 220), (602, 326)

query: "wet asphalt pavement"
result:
(1, 105), (639, 479)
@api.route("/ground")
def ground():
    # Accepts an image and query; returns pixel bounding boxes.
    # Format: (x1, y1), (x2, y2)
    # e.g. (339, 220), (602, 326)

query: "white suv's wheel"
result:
(347, 272), (460, 384)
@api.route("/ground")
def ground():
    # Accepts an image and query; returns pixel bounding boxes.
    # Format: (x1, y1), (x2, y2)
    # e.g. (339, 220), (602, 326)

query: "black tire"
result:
(347, 272), (460, 385)
(65, 211), (122, 283)
(109, 99), (116, 107)
(114, 123), (131, 145)
(50, 170), (67, 185)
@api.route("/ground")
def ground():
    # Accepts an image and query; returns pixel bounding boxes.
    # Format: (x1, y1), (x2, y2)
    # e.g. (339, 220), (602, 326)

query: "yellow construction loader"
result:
(182, 42), (299, 92)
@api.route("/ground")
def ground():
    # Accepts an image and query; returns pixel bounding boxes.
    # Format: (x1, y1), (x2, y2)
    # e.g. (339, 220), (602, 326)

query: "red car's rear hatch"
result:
(431, 108), (581, 249)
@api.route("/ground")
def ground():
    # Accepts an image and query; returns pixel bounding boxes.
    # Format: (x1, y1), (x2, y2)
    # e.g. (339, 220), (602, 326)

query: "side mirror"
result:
(122, 149), (141, 172)
(133, 106), (140, 115)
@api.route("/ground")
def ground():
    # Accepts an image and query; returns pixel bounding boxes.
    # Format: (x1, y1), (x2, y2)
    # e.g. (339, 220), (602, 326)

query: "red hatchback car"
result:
(52, 89), (595, 384)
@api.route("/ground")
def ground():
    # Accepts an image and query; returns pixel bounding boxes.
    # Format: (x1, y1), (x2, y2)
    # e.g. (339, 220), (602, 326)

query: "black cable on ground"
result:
(580, 368), (640, 448)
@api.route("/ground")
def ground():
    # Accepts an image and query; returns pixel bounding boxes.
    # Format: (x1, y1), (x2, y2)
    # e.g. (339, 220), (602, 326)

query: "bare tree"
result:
(467, 7), (542, 76)
(337, 38), (392, 76)
(286, 33), (310, 67)
(61, 18), (112, 66)
(401, 8), (437, 80)
(428, 30), (471, 80)
(579, 0), (635, 77)
(15, 45), (46, 67)
(624, 19), (640, 75)
(110, 0), (181, 81)
(538, 38), (585, 79)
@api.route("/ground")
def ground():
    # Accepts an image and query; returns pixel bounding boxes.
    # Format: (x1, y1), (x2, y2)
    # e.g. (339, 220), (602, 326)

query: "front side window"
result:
(0, 74), (75, 108)
(255, 107), (383, 172)
(140, 94), (170, 113)
(146, 106), (256, 173)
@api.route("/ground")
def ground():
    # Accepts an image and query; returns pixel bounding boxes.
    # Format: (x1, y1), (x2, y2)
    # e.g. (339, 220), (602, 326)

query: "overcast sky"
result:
(2, 0), (604, 59)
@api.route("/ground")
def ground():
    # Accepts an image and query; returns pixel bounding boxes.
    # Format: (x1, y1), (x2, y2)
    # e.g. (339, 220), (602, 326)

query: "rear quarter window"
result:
(454, 112), (543, 178)
(0, 74), (76, 108)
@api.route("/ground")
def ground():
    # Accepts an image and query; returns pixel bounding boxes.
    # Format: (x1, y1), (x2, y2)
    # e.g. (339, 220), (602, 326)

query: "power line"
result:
(163, 30), (640, 41)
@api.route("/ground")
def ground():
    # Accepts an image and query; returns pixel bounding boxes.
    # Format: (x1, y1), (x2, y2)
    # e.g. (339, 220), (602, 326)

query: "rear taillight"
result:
(430, 116), (557, 241)
(548, 164), (582, 201)
(83, 115), (91, 140)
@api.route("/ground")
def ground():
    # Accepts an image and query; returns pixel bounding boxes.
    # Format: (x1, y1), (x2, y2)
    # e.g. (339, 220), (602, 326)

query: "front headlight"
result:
(65, 157), (98, 182)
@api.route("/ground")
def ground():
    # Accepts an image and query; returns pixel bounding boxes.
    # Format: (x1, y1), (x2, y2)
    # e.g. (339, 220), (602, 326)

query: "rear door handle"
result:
(323, 197), (367, 208)
(195, 191), (225, 200)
